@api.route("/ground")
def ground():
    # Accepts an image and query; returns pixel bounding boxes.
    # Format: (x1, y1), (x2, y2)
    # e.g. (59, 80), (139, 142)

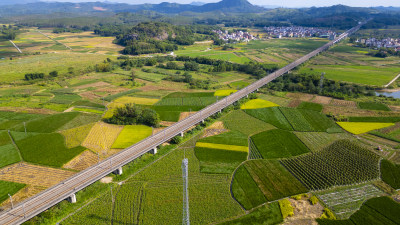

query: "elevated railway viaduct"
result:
(0, 21), (367, 225)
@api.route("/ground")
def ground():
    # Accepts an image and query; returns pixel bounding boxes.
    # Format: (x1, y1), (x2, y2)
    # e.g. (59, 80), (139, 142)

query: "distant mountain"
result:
(0, 0), (265, 16)
(196, 0), (264, 13)
(0, 0), (40, 6)
(190, 2), (206, 6)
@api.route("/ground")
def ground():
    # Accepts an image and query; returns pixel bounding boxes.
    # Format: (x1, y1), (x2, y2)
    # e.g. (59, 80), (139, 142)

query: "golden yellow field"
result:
(337, 122), (395, 135)
(214, 89), (237, 96)
(114, 96), (159, 105)
(241, 99), (279, 109)
(60, 123), (95, 148)
(82, 122), (123, 155)
(0, 163), (75, 187)
(63, 150), (98, 171)
(195, 142), (248, 152)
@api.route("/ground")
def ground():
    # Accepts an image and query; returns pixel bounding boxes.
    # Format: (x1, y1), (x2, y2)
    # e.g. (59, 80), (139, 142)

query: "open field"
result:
(250, 129), (310, 159)
(0, 180), (26, 204)
(0, 53), (113, 83)
(60, 123), (94, 148)
(317, 196), (400, 225)
(280, 107), (339, 132)
(240, 99), (279, 109)
(281, 140), (380, 190)
(194, 131), (248, 174)
(0, 144), (21, 169)
(63, 150), (98, 171)
(222, 110), (275, 136)
(15, 133), (85, 167)
(16, 112), (80, 133)
(214, 89), (237, 96)
(380, 159), (400, 189)
(299, 65), (399, 86)
(298, 101), (323, 112)
(0, 162), (75, 187)
(82, 122), (123, 156)
(245, 107), (293, 130)
(337, 122), (395, 134)
(295, 132), (353, 152)
(232, 159), (308, 210)
(111, 125), (153, 149)
(358, 102), (391, 111)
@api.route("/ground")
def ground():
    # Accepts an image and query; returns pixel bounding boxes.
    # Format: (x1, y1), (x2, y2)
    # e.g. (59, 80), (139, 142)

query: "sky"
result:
(46, 0), (400, 7)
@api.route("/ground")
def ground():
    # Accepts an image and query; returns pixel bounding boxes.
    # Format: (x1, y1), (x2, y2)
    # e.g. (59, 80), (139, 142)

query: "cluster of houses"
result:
(264, 26), (336, 40)
(214, 30), (257, 42)
(355, 38), (400, 50)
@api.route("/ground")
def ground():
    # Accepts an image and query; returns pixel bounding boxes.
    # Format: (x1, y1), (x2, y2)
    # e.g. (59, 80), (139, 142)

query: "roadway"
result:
(0, 21), (367, 225)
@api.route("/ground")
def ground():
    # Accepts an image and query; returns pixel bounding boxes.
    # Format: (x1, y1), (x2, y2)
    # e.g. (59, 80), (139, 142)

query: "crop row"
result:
(280, 140), (380, 190)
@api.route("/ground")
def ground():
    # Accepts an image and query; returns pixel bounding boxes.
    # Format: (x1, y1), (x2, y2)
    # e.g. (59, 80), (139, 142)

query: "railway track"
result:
(0, 21), (367, 225)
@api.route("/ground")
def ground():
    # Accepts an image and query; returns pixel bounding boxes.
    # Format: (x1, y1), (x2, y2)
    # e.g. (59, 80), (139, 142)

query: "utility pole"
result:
(8, 194), (13, 209)
(23, 122), (26, 134)
(182, 158), (190, 225)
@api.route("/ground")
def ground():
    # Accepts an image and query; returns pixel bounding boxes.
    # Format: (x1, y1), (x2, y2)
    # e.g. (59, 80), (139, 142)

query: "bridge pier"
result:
(179, 132), (184, 137)
(150, 147), (157, 154)
(67, 193), (77, 203)
(113, 166), (123, 175)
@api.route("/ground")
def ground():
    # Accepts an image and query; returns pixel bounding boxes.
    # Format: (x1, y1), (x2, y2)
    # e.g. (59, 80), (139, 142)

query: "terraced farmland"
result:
(281, 140), (380, 190)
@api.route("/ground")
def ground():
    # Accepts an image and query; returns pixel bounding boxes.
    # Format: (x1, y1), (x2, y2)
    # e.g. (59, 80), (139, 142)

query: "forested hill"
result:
(106, 22), (217, 55)
(0, 0), (264, 16)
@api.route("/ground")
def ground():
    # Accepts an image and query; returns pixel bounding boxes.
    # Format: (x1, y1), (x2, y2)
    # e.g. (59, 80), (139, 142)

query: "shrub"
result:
(279, 199), (294, 219)
(170, 135), (183, 144)
(309, 195), (319, 205)
(105, 104), (160, 127)
(320, 208), (336, 220)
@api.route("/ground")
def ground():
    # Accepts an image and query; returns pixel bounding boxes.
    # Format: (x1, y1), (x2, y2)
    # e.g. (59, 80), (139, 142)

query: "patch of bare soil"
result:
(179, 112), (197, 121)
(0, 163), (75, 187)
(288, 100), (302, 108)
(284, 198), (324, 225)
(63, 150), (98, 171)
(323, 105), (400, 117)
(160, 121), (175, 127)
(100, 177), (113, 184)
(389, 105), (400, 111)
(330, 99), (357, 108)
(96, 86), (129, 94)
(0, 185), (46, 210)
(286, 93), (314, 101)
(79, 91), (102, 100)
(75, 81), (110, 89)
(153, 127), (166, 134)
(0, 107), (55, 114)
(208, 121), (225, 129)
(201, 129), (229, 138)
(312, 96), (332, 105)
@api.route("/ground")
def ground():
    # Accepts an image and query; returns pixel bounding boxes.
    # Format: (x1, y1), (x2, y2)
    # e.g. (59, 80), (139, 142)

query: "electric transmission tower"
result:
(182, 158), (190, 225)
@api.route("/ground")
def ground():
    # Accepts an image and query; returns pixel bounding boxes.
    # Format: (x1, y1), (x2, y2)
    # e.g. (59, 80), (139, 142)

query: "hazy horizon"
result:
(41, 0), (400, 8)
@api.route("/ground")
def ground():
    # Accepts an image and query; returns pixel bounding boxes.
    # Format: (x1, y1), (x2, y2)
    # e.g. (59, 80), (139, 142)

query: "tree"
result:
(184, 61), (199, 71)
(105, 104), (160, 127)
(49, 71), (58, 77)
